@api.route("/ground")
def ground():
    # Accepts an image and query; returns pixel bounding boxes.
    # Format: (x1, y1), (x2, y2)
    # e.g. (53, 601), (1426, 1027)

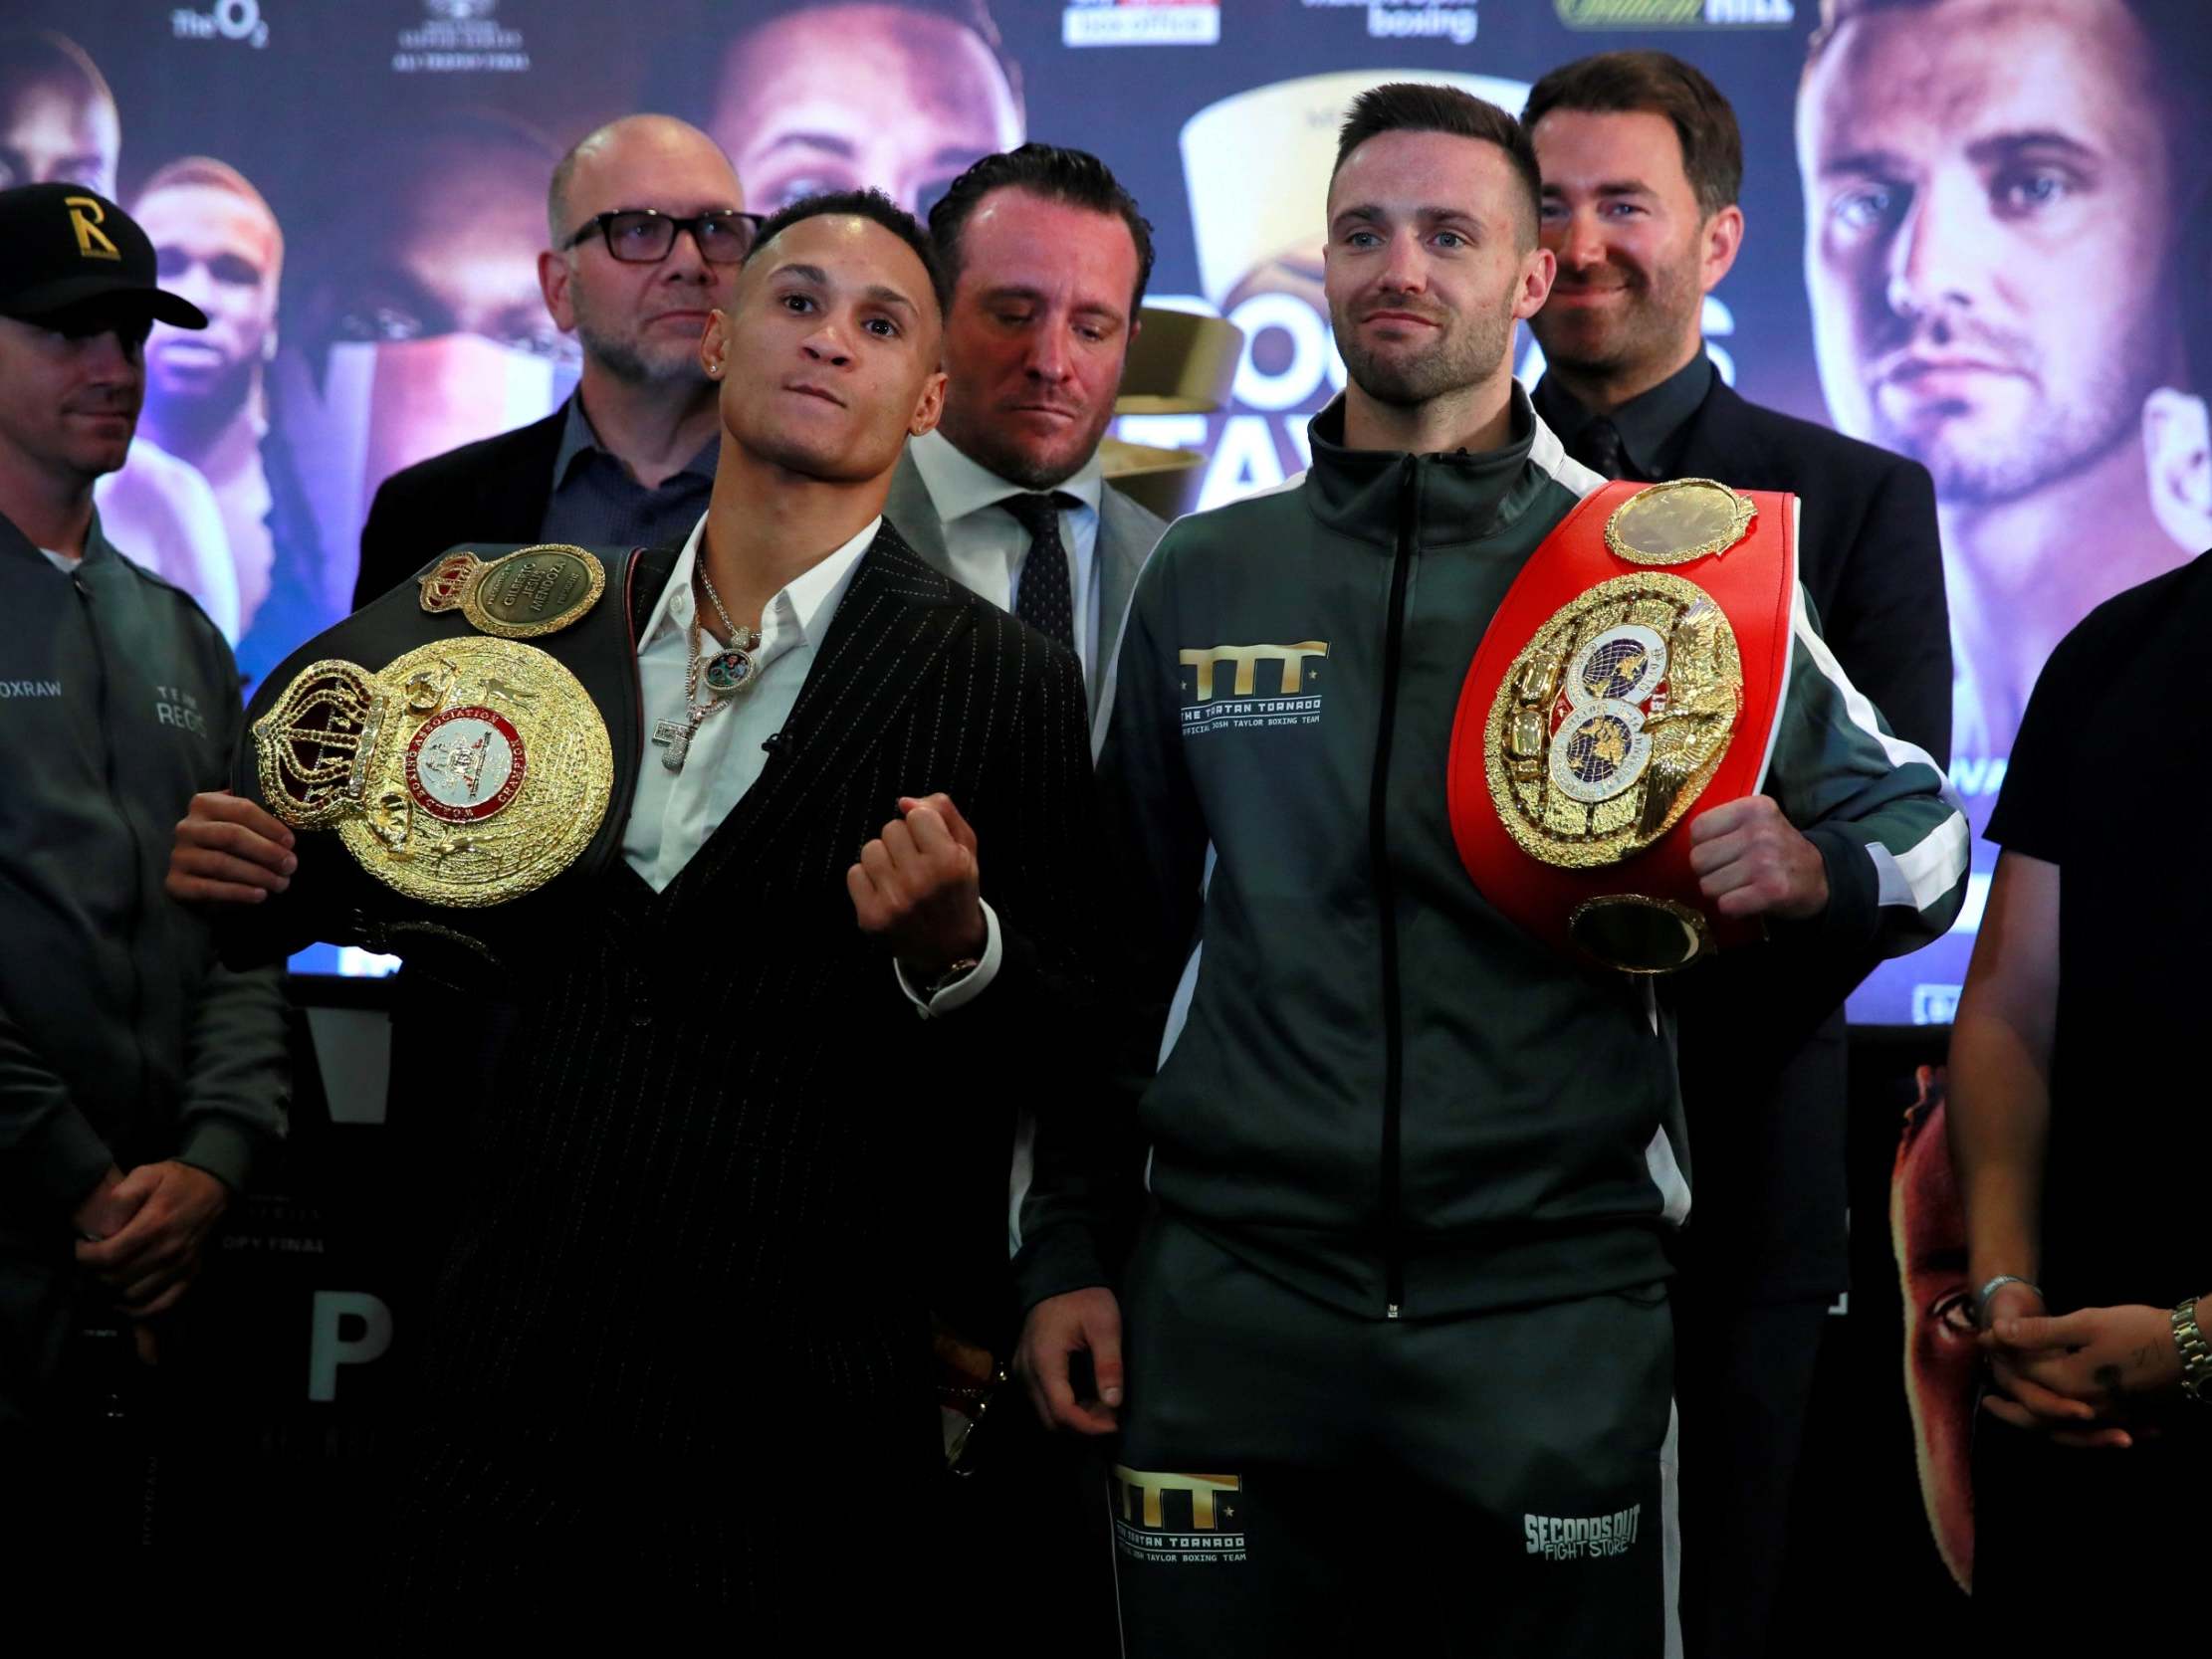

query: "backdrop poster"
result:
(5, 0), (2202, 1604)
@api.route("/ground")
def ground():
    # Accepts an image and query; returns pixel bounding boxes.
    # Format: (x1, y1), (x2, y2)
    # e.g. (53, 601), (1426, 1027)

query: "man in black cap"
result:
(0, 182), (289, 1528)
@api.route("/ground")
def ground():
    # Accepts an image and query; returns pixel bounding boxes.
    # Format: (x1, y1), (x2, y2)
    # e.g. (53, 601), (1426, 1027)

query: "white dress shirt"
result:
(907, 429), (1105, 678)
(622, 512), (999, 1013)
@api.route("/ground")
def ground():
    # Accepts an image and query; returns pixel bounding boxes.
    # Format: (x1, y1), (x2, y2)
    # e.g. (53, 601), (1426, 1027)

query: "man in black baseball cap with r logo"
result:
(0, 181), (210, 539)
(0, 179), (209, 328)
(0, 179), (288, 1526)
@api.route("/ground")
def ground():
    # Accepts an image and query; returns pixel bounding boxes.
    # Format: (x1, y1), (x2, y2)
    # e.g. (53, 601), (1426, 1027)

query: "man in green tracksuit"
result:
(0, 184), (289, 1524)
(1012, 87), (1967, 1654)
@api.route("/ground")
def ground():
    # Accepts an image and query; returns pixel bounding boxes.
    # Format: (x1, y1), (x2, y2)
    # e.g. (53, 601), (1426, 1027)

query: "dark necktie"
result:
(1000, 491), (1078, 653)
(1572, 417), (1631, 481)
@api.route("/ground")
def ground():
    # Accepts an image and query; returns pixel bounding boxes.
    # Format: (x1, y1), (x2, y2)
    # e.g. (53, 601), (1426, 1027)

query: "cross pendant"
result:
(652, 718), (691, 772)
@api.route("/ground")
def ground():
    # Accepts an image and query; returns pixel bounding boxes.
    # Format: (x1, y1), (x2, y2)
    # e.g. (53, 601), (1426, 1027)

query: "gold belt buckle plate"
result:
(417, 542), (606, 639)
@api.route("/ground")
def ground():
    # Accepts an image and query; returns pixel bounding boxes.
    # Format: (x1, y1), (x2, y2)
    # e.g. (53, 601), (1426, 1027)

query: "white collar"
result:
(641, 511), (882, 649)
(908, 428), (1105, 524)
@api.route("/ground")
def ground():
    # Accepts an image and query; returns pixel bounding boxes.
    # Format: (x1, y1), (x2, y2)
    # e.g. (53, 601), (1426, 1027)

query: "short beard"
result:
(573, 313), (709, 390)
(1537, 279), (1698, 385)
(1530, 242), (1698, 389)
(1335, 295), (1513, 409)
(938, 400), (1117, 492)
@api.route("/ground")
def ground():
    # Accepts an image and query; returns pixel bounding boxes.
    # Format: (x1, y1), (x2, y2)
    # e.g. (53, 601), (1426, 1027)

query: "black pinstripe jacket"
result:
(258, 521), (1100, 1518)
(420, 519), (1099, 1462)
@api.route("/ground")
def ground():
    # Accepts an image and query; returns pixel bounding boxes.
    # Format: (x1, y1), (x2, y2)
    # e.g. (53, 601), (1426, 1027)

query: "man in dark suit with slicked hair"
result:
(170, 189), (1100, 1625)
(1525, 50), (1951, 1659)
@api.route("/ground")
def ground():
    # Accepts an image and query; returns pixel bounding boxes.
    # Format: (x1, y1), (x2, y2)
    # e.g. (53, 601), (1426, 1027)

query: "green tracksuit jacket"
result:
(1, 511), (288, 1417)
(1012, 391), (1967, 1322)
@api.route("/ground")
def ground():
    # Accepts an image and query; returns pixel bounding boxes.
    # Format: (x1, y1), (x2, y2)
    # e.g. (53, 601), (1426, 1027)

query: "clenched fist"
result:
(1688, 794), (1829, 922)
(847, 792), (986, 983)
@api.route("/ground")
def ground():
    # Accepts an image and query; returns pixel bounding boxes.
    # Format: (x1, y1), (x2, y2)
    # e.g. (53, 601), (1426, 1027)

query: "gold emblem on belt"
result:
(252, 636), (613, 906)
(1485, 571), (1743, 870)
(1604, 478), (1755, 567)
(417, 543), (605, 638)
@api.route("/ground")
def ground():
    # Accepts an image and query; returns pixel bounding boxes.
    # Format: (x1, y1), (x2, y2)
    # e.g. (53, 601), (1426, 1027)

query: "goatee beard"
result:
(1337, 307), (1512, 409)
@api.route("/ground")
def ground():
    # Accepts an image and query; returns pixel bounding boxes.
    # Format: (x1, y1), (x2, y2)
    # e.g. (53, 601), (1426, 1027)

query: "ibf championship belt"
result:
(248, 544), (618, 909)
(1446, 479), (1797, 973)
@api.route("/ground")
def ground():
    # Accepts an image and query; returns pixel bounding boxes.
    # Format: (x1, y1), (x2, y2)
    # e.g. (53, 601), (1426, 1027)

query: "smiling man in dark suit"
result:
(170, 189), (1097, 1626)
(1524, 51), (1951, 1659)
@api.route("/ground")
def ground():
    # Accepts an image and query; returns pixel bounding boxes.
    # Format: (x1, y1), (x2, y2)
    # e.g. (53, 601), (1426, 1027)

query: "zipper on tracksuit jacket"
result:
(1371, 460), (1417, 1319)
(73, 572), (151, 1117)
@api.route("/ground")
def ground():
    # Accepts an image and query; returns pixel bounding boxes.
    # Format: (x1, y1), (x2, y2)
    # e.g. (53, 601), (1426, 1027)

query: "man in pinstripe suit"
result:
(170, 189), (1101, 1622)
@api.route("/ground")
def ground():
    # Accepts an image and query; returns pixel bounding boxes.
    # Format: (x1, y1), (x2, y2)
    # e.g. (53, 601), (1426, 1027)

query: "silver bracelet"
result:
(1973, 1274), (2043, 1327)
(2171, 1297), (2210, 1405)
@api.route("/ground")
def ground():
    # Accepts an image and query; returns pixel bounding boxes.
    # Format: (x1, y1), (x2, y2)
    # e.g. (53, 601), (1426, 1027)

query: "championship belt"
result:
(237, 542), (664, 953)
(1445, 479), (1798, 973)
(252, 637), (611, 908)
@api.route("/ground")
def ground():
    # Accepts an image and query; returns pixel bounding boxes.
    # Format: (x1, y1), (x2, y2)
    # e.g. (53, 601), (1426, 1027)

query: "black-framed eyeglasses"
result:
(562, 208), (764, 265)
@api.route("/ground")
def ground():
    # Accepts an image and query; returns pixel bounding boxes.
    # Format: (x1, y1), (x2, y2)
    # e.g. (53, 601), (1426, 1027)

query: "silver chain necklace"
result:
(697, 565), (763, 697)
(649, 563), (767, 773)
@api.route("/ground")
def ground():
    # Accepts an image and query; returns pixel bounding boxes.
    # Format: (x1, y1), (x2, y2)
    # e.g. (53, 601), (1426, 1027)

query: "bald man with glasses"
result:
(351, 114), (751, 605)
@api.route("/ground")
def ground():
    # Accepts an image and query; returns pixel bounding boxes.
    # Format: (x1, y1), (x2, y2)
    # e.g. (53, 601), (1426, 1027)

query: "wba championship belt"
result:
(237, 542), (664, 952)
(253, 638), (610, 908)
(1446, 479), (1798, 973)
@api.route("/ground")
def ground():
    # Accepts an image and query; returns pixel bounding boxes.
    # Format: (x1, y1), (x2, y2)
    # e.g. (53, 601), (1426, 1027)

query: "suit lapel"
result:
(493, 405), (570, 543)
(1672, 379), (1769, 486)
(1091, 485), (1169, 748)
(671, 521), (973, 895)
(883, 448), (955, 576)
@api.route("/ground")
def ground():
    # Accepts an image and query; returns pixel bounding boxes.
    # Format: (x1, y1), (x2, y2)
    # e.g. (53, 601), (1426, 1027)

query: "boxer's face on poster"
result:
(1799, 0), (2177, 507)
(1891, 1090), (1977, 1589)
(138, 184), (281, 409)
(1324, 130), (1543, 409)
(549, 124), (746, 389)
(707, 4), (1022, 221)
(0, 76), (117, 196)
(937, 188), (1140, 491)
(343, 150), (560, 359)
(1529, 108), (1715, 381)
(710, 214), (945, 484)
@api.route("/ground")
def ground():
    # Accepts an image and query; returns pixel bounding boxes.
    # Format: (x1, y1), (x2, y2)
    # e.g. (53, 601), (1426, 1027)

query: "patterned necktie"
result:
(1000, 491), (1078, 653)
(1572, 417), (1631, 481)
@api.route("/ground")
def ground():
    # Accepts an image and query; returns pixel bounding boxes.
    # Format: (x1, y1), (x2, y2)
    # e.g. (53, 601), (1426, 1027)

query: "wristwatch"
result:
(924, 956), (982, 1001)
(2172, 1296), (2211, 1405)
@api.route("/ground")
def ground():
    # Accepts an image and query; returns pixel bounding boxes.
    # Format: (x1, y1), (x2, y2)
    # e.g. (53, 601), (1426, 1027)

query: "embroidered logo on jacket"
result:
(153, 684), (209, 735)
(1177, 640), (1327, 737)
(1111, 1466), (1247, 1564)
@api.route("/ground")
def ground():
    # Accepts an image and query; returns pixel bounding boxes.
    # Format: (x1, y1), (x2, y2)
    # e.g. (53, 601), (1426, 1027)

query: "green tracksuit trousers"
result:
(1109, 1215), (1679, 1656)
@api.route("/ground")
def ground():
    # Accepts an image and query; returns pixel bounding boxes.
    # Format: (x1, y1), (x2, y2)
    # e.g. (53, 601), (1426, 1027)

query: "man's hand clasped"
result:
(1980, 1297), (2193, 1451)
(168, 790), (296, 906)
(74, 1159), (231, 1320)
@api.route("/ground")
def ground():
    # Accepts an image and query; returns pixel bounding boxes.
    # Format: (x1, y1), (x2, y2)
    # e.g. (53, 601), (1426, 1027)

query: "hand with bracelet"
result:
(847, 791), (987, 989)
(1979, 1279), (2212, 1449)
